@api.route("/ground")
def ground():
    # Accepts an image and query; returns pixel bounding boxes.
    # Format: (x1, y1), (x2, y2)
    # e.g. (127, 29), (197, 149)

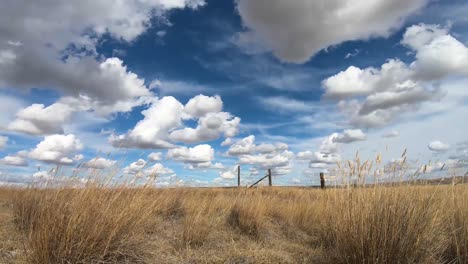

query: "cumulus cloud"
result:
(0, 0), (205, 134)
(110, 96), (183, 149)
(169, 112), (240, 143)
(111, 95), (240, 148)
(227, 135), (256, 155)
(148, 152), (162, 161)
(144, 163), (175, 177)
(236, 0), (427, 63)
(221, 137), (233, 146)
(402, 24), (468, 80)
(184, 94), (223, 118)
(83, 157), (116, 169)
(227, 135), (288, 156)
(219, 166), (238, 179)
(29, 134), (83, 165)
(0, 136), (7, 149)
(333, 129), (366, 143)
(167, 144), (216, 168)
(0, 155), (28, 167)
(124, 159), (147, 175)
(383, 130), (400, 138)
(428, 141), (450, 152)
(0, 0), (205, 52)
(239, 150), (294, 169)
(7, 102), (74, 135)
(322, 24), (468, 129)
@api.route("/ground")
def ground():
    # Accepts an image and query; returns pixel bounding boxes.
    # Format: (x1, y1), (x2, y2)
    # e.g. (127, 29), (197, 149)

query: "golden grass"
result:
(1, 183), (467, 263)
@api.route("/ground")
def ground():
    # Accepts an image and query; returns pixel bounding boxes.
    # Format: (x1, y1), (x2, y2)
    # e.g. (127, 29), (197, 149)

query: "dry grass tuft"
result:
(318, 187), (446, 263)
(11, 184), (157, 263)
(227, 195), (266, 238)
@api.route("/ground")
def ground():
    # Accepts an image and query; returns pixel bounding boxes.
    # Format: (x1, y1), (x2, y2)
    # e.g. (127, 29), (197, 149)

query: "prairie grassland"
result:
(0, 182), (467, 264)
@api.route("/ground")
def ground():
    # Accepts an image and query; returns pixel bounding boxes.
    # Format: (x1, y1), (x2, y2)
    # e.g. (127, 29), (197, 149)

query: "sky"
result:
(0, 0), (467, 187)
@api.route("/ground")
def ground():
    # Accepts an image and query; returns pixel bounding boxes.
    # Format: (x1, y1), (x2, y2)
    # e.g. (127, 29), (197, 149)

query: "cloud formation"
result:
(111, 95), (240, 148)
(428, 141), (450, 152)
(29, 134), (83, 165)
(321, 24), (468, 128)
(236, 0), (427, 63)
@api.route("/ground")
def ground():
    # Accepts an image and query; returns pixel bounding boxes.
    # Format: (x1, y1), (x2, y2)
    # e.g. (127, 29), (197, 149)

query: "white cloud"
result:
(84, 157), (116, 169)
(0, 155), (28, 167)
(236, 0), (427, 63)
(7, 103), (74, 135)
(111, 95), (240, 148)
(144, 163), (175, 176)
(402, 24), (468, 80)
(29, 134), (83, 165)
(169, 112), (240, 143)
(219, 166), (238, 179)
(124, 159), (147, 174)
(296, 150), (315, 160)
(110, 96), (183, 149)
(428, 141), (450, 152)
(0, 136), (7, 149)
(227, 135), (256, 155)
(184, 94), (223, 118)
(239, 150), (294, 169)
(227, 135), (288, 156)
(333, 129), (366, 143)
(148, 152), (162, 161)
(167, 144), (214, 164)
(382, 130), (400, 138)
(221, 137), (233, 146)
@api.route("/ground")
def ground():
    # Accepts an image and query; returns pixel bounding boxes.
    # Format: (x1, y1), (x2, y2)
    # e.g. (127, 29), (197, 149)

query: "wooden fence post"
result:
(320, 172), (325, 189)
(268, 169), (272, 187)
(237, 165), (240, 188)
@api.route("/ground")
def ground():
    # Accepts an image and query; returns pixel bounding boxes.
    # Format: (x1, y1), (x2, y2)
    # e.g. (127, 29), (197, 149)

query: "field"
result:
(0, 182), (467, 263)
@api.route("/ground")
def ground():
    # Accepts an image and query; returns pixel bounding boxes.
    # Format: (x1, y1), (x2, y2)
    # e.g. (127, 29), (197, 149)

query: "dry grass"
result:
(0, 182), (467, 263)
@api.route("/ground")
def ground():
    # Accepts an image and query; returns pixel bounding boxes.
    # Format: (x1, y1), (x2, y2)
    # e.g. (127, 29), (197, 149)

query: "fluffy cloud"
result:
(0, 1), (205, 132)
(0, 136), (7, 149)
(184, 94), (223, 118)
(219, 166), (238, 179)
(383, 130), (400, 138)
(83, 157), (116, 169)
(428, 141), (450, 152)
(7, 103), (74, 135)
(110, 96), (183, 149)
(124, 159), (147, 174)
(322, 24), (468, 129)
(2, 56), (152, 117)
(221, 137), (233, 146)
(402, 24), (468, 80)
(227, 135), (256, 155)
(333, 129), (366, 143)
(144, 163), (175, 176)
(167, 144), (214, 165)
(169, 112), (240, 143)
(236, 0), (427, 63)
(227, 135), (288, 156)
(111, 95), (240, 148)
(239, 150), (294, 169)
(29, 134), (83, 165)
(0, 155), (28, 167)
(148, 152), (162, 161)
(0, 0), (205, 52)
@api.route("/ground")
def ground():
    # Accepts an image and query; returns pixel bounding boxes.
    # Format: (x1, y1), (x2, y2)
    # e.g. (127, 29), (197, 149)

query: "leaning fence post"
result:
(320, 172), (325, 189)
(268, 169), (272, 187)
(237, 165), (240, 188)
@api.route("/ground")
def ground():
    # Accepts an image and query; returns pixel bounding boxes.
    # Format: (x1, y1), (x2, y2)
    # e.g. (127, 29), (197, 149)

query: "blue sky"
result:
(0, 0), (467, 186)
